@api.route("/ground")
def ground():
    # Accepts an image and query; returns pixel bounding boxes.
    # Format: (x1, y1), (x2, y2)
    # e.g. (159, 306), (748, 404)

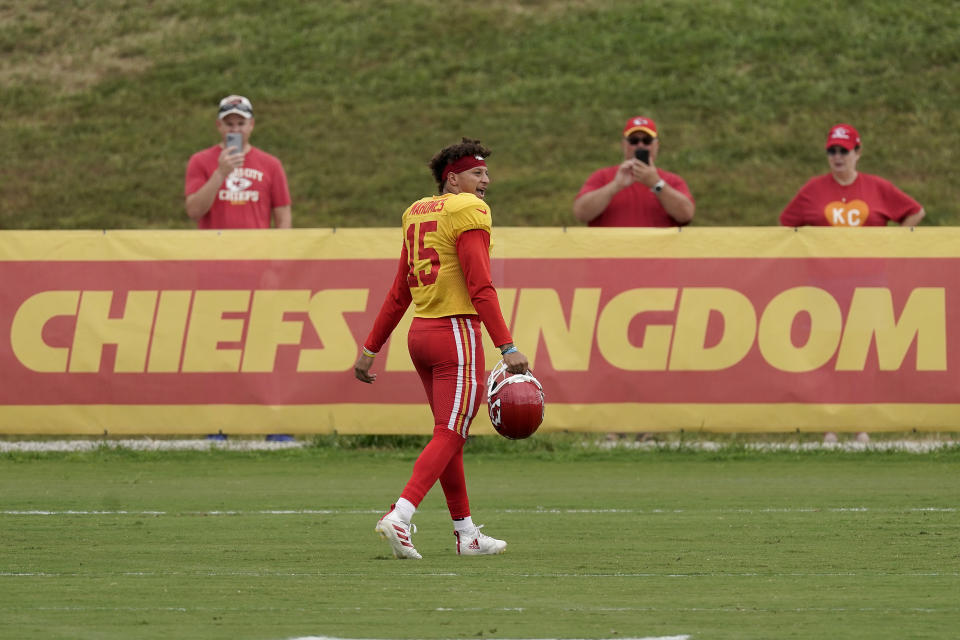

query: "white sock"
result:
(393, 498), (416, 524)
(452, 516), (475, 534)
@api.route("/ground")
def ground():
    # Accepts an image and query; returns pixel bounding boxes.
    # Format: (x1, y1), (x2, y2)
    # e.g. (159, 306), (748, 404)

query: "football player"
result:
(354, 138), (529, 559)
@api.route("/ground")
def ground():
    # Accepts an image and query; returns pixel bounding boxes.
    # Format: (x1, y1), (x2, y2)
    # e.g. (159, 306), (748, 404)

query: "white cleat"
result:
(455, 524), (507, 556)
(375, 507), (422, 560)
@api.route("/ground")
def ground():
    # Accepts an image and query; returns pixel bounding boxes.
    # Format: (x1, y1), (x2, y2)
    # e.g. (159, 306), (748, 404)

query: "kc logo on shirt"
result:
(226, 176), (253, 192)
(824, 199), (869, 226)
(219, 168), (263, 204)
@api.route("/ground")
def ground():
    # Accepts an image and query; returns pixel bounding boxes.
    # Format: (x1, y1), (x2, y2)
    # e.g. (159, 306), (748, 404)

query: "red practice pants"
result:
(399, 315), (485, 520)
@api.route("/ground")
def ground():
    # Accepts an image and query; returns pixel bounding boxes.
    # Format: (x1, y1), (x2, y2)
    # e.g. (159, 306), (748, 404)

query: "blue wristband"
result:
(501, 346), (518, 355)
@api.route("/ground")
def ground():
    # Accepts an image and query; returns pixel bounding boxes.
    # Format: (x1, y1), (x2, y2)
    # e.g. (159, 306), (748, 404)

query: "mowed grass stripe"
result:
(4, 571), (959, 578)
(8, 603), (959, 612)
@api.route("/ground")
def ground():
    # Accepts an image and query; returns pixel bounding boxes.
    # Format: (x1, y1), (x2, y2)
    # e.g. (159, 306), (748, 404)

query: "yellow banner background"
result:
(1, 227), (957, 435)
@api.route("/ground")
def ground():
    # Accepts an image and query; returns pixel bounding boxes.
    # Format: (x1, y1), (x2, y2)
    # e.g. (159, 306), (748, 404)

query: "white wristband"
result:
(651, 179), (666, 194)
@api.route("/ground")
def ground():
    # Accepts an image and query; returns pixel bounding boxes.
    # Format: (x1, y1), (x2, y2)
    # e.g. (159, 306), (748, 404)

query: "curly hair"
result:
(428, 138), (492, 192)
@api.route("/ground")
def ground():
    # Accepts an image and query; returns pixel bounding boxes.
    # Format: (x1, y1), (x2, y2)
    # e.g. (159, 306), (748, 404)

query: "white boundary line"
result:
(1, 506), (955, 517)
(0, 439), (307, 452)
(0, 439), (957, 453)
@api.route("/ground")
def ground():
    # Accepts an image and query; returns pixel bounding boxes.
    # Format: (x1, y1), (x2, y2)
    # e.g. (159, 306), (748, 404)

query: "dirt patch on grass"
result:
(0, 3), (187, 94)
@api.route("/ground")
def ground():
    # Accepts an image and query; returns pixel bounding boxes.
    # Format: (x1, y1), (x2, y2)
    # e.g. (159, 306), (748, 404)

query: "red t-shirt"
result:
(575, 166), (694, 227)
(779, 173), (921, 227)
(184, 145), (291, 229)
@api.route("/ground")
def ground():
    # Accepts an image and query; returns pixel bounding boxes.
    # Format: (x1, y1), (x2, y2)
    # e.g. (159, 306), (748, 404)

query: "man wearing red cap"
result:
(780, 123), (925, 227)
(185, 95), (292, 229)
(353, 138), (529, 560)
(573, 116), (695, 227)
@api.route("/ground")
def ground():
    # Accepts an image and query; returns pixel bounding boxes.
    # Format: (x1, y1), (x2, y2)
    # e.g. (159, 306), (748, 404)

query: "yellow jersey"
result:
(401, 192), (492, 318)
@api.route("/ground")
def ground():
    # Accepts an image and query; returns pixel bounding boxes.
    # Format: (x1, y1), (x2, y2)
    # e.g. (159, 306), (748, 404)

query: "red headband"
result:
(442, 155), (486, 183)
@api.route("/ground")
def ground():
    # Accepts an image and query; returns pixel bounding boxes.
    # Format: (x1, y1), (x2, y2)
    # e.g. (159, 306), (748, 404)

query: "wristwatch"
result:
(651, 179), (666, 194)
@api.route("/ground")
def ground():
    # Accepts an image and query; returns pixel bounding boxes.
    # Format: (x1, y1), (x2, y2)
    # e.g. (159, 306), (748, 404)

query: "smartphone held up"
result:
(225, 132), (243, 155)
(634, 147), (650, 165)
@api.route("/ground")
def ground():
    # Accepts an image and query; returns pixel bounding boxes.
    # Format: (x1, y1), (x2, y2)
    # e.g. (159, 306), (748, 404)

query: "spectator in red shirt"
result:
(185, 95), (292, 229)
(573, 116), (695, 227)
(779, 123), (925, 227)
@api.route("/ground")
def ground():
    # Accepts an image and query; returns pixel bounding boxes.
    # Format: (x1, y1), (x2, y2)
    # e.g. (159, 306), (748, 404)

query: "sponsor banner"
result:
(0, 227), (956, 433)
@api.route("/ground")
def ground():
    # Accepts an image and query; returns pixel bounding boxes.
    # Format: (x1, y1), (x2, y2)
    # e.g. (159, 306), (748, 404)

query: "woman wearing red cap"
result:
(779, 123), (925, 227)
(353, 138), (528, 560)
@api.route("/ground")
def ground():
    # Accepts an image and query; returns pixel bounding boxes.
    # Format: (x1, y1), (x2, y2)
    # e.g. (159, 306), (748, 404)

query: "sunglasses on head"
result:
(219, 102), (253, 115)
(627, 134), (654, 146)
(826, 146), (852, 156)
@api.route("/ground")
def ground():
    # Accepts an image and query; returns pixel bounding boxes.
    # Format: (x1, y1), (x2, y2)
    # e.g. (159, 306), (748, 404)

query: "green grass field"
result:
(1, 441), (957, 640)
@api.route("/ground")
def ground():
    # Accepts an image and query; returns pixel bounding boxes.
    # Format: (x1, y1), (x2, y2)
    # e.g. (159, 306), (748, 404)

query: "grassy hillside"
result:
(2, 0), (958, 229)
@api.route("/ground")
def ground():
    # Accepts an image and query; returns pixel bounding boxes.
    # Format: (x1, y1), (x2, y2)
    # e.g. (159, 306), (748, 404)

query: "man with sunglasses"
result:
(573, 116), (695, 227)
(779, 123), (924, 227)
(185, 95), (292, 229)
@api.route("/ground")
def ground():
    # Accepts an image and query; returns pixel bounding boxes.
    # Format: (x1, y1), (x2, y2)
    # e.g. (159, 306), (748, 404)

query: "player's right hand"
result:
(503, 350), (529, 375)
(353, 354), (377, 383)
